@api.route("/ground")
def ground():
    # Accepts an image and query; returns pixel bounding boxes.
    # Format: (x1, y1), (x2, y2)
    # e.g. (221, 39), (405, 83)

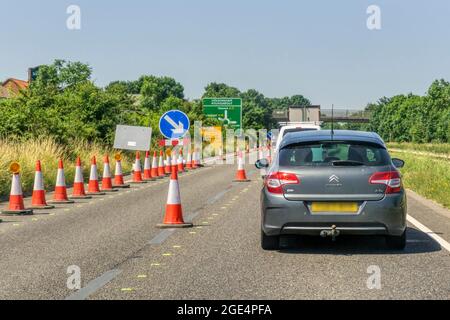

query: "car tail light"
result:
(369, 171), (402, 194)
(265, 172), (300, 194)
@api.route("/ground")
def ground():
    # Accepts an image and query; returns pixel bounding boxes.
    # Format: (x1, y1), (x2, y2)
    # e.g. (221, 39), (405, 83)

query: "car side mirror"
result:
(255, 159), (269, 169)
(392, 158), (405, 168)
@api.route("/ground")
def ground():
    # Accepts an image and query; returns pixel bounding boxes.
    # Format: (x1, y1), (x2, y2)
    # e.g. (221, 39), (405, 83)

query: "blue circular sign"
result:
(159, 110), (190, 139)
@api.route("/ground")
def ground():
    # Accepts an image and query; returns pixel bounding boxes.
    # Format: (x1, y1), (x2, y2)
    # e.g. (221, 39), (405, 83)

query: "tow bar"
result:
(320, 225), (340, 241)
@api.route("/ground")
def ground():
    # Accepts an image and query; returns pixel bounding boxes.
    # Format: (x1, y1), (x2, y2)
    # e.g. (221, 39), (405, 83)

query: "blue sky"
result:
(1, 0), (450, 108)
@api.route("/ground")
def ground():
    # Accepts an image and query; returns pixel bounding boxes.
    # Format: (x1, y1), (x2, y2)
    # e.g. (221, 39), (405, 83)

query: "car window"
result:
(279, 142), (390, 166)
(282, 128), (318, 137)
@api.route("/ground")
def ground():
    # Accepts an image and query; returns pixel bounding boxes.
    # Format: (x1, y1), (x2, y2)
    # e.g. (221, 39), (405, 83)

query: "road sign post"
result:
(203, 98), (242, 130)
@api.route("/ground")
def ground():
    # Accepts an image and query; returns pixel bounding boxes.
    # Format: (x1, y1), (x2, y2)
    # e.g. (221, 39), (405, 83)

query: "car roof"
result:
(279, 130), (386, 149)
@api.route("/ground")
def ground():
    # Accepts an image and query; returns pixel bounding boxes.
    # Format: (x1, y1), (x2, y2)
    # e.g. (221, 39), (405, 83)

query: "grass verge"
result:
(391, 150), (450, 209)
(387, 142), (450, 156)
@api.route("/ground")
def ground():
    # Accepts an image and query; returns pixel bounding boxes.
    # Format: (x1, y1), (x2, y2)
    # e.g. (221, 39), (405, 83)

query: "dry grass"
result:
(0, 137), (133, 198)
(387, 142), (450, 156)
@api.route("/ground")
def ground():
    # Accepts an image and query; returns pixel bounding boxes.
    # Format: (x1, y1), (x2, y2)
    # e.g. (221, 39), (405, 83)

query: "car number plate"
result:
(311, 202), (358, 213)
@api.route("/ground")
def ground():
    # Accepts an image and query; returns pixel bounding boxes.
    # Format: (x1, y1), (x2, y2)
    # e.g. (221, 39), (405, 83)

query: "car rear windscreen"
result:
(279, 141), (390, 167)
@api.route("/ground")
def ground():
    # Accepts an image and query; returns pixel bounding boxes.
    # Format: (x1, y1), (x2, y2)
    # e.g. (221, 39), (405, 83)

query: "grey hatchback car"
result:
(256, 130), (407, 250)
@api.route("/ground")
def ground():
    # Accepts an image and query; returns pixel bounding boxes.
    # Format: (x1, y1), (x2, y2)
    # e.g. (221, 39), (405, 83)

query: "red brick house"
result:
(0, 78), (29, 99)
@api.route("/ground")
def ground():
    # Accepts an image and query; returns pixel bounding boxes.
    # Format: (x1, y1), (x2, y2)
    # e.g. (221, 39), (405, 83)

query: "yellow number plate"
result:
(311, 202), (359, 213)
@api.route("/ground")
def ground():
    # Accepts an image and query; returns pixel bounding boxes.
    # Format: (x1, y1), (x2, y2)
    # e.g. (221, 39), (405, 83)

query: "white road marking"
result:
(65, 269), (122, 300)
(407, 215), (450, 253)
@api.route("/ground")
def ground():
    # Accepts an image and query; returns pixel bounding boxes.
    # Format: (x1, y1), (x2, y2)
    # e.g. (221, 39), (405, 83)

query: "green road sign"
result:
(203, 98), (242, 129)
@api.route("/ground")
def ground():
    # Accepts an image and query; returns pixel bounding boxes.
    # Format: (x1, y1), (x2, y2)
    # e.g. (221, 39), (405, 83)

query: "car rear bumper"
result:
(261, 189), (407, 237)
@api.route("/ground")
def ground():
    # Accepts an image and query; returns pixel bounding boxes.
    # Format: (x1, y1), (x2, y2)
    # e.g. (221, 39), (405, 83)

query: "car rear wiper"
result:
(332, 160), (365, 166)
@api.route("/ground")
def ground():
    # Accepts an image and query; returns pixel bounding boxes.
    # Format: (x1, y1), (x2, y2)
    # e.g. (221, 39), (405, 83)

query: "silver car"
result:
(256, 130), (407, 250)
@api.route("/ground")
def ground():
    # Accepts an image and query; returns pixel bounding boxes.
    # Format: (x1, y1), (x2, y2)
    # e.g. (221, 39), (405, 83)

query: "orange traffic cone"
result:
(101, 155), (117, 192)
(156, 163), (193, 228)
(71, 157), (92, 199)
(233, 152), (250, 182)
(177, 150), (185, 173)
(113, 153), (130, 188)
(50, 159), (75, 204)
(158, 151), (166, 177)
(143, 151), (155, 181)
(30, 160), (54, 209)
(186, 151), (193, 170)
(87, 156), (106, 195)
(131, 151), (146, 184)
(150, 151), (161, 179)
(1, 162), (33, 215)
(165, 152), (172, 175)
(192, 150), (199, 169)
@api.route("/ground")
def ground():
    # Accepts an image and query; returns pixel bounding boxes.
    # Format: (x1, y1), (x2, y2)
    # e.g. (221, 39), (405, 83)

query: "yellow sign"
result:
(165, 149), (172, 156)
(114, 153), (122, 161)
(9, 162), (20, 174)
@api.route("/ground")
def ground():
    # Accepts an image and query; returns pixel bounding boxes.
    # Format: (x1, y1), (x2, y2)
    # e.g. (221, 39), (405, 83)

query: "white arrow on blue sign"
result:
(159, 110), (190, 139)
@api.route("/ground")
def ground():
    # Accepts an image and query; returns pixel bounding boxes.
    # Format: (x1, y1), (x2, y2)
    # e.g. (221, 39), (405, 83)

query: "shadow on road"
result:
(278, 227), (442, 255)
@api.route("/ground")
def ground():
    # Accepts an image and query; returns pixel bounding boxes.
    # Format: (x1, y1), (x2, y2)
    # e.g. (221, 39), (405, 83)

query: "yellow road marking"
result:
(150, 263), (161, 267)
(120, 288), (134, 292)
(64, 209), (70, 212)
(137, 275), (147, 278)
(173, 245), (182, 248)
(13, 223), (20, 227)
(162, 253), (172, 256)
(189, 231), (197, 234)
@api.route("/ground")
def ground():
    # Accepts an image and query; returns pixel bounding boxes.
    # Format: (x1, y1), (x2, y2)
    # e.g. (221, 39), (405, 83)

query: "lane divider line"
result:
(65, 269), (122, 300)
(149, 229), (175, 245)
(407, 214), (450, 253)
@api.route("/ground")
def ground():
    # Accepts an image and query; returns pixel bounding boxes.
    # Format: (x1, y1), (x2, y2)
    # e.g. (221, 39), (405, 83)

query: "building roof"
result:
(2, 78), (29, 90)
(0, 78), (29, 98)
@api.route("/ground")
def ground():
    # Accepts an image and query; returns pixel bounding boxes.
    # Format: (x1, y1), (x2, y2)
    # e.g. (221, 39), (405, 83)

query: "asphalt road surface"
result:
(0, 157), (449, 300)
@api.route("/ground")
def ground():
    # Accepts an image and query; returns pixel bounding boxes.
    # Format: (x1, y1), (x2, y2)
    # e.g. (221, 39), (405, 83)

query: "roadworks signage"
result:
(113, 125), (152, 151)
(159, 110), (190, 139)
(203, 98), (242, 129)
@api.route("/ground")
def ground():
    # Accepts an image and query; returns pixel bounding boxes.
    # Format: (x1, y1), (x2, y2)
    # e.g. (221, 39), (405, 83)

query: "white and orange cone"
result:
(194, 150), (202, 167)
(151, 151), (161, 179)
(177, 150), (185, 173)
(87, 156), (106, 195)
(50, 159), (75, 204)
(185, 151), (193, 170)
(192, 150), (199, 169)
(131, 151), (146, 184)
(233, 152), (250, 182)
(113, 154), (130, 188)
(158, 151), (166, 177)
(101, 155), (117, 192)
(71, 157), (91, 199)
(156, 163), (193, 228)
(143, 151), (155, 181)
(164, 152), (172, 175)
(30, 160), (54, 209)
(2, 163), (33, 215)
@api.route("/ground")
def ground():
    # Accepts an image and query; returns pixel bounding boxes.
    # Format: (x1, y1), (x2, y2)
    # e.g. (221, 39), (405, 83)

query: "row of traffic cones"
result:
(1, 149), (202, 217)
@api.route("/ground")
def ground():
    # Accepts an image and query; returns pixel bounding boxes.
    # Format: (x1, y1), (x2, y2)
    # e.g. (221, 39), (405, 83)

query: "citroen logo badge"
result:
(329, 175), (340, 183)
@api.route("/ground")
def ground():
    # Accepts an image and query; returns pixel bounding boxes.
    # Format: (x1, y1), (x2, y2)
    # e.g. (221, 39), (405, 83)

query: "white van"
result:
(272, 122), (321, 154)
